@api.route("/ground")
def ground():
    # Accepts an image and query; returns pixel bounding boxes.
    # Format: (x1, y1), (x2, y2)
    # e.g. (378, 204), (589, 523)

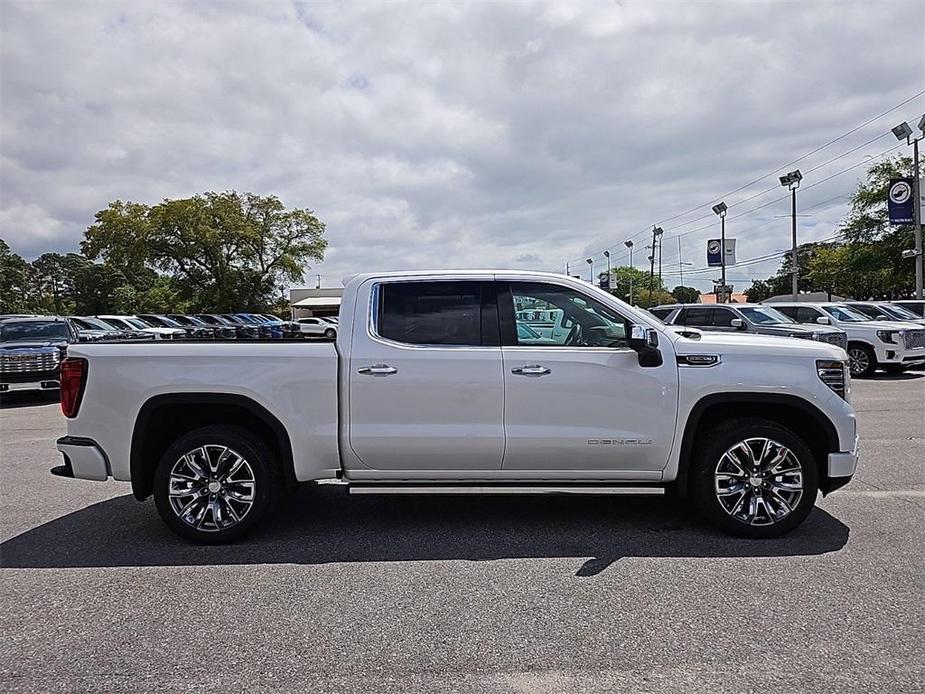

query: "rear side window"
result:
(378, 281), (482, 346)
(775, 306), (797, 320)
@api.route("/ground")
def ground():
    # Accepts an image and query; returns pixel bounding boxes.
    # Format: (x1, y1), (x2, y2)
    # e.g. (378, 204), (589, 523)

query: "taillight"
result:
(60, 357), (88, 418)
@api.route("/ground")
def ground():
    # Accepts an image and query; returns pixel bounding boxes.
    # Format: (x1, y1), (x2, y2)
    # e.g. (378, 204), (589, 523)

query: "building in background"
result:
(289, 287), (342, 319)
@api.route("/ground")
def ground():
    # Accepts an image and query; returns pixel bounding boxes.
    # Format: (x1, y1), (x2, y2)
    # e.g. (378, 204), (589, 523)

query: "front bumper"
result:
(828, 434), (860, 479)
(54, 436), (110, 481)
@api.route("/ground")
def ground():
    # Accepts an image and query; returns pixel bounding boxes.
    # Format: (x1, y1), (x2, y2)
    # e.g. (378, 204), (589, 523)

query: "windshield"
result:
(879, 304), (920, 320)
(154, 315), (182, 327)
(72, 317), (113, 330)
(124, 317), (152, 330)
(1, 321), (71, 342)
(234, 314), (258, 324)
(738, 306), (795, 325)
(822, 305), (870, 322)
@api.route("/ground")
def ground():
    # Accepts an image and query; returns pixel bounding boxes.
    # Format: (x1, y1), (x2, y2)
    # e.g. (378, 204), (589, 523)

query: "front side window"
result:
(711, 308), (736, 327)
(507, 282), (628, 348)
(794, 307), (822, 324)
(680, 307), (712, 326)
(378, 281), (482, 346)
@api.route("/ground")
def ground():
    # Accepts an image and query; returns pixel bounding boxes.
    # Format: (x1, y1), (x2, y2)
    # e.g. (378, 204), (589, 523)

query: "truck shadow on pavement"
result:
(0, 486), (850, 576)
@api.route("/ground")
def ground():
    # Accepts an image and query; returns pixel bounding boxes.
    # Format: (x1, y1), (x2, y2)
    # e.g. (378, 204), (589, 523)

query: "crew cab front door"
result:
(497, 280), (677, 475)
(346, 279), (505, 471)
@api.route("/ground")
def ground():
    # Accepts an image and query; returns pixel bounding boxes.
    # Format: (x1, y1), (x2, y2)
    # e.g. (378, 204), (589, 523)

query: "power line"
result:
(560, 90), (925, 271)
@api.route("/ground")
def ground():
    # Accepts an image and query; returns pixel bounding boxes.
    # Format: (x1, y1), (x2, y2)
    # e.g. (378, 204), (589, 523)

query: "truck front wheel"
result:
(847, 343), (876, 377)
(691, 419), (818, 538)
(153, 425), (281, 544)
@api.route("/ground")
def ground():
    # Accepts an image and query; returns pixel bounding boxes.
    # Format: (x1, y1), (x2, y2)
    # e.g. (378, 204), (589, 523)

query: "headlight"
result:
(817, 359), (849, 400)
(876, 330), (900, 344)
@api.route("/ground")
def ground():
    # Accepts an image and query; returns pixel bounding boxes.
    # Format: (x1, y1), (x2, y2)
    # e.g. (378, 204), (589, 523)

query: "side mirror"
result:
(876, 314), (889, 321)
(816, 316), (830, 325)
(628, 325), (663, 367)
(730, 318), (745, 329)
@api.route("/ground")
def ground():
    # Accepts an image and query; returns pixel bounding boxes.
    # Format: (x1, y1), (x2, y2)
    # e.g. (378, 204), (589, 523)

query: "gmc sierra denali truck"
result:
(54, 271), (859, 543)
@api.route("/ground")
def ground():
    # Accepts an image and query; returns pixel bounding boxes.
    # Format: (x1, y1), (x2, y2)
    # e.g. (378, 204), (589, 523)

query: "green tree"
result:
(608, 266), (669, 307)
(0, 239), (31, 313)
(83, 191), (327, 311)
(30, 252), (72, 313)
(671, 285), (700, 303)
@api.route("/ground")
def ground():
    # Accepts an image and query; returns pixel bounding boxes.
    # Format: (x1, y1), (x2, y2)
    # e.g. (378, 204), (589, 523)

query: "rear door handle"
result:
(358, 364), (398, 376)
(511, 364), (550, 376)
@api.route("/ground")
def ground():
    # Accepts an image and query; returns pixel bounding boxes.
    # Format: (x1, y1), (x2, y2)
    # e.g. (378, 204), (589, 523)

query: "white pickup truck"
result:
(54, 271), (859, 543)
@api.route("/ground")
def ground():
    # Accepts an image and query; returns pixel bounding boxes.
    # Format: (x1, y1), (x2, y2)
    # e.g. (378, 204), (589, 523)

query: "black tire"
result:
(691, 418), (819, 539)
(324, 329), (336, 339)
(153, 425), (281, 544)
(847, 342), (877, 377)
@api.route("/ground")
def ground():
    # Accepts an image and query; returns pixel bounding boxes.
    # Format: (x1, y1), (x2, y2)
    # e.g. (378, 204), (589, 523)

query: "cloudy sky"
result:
(2, 0), (923, 293)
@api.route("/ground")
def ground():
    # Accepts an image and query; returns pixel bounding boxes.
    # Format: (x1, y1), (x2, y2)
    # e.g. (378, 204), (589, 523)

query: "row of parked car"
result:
(0, 312), (339, 395)
(61, 313), (339, 341)
(648, 299), (925, 377)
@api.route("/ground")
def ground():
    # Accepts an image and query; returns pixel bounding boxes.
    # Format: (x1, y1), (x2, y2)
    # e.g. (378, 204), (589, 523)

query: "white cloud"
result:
(1, 0), (922, 293)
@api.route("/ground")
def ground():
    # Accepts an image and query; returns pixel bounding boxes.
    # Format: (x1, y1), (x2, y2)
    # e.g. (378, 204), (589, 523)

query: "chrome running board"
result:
(348, 485), (665, 496)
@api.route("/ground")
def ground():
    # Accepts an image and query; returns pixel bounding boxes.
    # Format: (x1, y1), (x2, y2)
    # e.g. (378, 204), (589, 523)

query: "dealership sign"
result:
(707, 238), (737, 267)
(888, 178), (915, 225)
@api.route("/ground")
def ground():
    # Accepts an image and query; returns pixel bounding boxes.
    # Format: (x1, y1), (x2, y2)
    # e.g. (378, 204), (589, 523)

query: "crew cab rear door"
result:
(345, 278), (504, 471)
(496, 280), (678, 475)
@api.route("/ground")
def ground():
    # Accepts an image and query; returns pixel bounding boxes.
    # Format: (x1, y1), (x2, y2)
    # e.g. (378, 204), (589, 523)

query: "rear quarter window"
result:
(378, 281), (481, 346)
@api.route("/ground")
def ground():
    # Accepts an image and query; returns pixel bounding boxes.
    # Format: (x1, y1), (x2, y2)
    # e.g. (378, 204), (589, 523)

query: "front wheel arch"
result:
(676, 394), (838, 499)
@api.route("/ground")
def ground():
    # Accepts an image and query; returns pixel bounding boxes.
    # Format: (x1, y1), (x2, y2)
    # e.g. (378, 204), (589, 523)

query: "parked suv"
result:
(844, 302), (925, 327)
(0, 316), (75, 394)
(295, 316), (337, 338)
(770, 302), (925, 376)
(892, 300), (925, 317)
(655, 303), (848, 350)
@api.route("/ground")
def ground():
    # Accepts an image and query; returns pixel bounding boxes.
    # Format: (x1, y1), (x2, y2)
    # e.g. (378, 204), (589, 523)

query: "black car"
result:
(67, 316), (155, 342)
(168, 314), (236, 340)
(137, 314), (214, 339)
(195, 314), (259, 339)
(0, 316), (75, 394)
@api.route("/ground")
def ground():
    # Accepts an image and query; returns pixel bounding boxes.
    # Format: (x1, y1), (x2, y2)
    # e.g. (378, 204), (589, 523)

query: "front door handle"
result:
(358, 364), (398, 376)
(511, 364), (550, 376)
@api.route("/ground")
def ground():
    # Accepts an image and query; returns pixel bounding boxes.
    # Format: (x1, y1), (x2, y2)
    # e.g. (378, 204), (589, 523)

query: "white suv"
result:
(296, 317), (337, 339)
(770, 302), (925, 376)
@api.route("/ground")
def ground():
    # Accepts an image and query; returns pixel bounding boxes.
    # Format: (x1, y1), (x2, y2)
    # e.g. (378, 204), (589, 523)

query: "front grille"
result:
(1, 352), (60, 374)
(819, 332), (848, 350)
(904, 329), (925, 349)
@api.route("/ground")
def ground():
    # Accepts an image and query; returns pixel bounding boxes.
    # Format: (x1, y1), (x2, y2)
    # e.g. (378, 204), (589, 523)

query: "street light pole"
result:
(586, 258), (593, 283)
(711, 202), (728, 303)
(895, 117), (925, 299)
(624, 240), (634, 305)
(779, 170), (803, 302)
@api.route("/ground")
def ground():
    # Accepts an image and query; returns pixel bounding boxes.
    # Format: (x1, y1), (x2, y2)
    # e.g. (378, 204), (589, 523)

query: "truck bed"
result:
(64, 341), (340, 482)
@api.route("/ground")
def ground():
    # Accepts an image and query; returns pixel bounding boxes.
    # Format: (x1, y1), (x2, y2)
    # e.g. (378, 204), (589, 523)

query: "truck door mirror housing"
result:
(628, 325), (663, 367)
(730, 318), (745, 329)
(816, 316), (830, 325)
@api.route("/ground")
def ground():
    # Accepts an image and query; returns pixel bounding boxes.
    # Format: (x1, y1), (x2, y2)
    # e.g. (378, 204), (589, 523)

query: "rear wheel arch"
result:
(130, 393), (296, 501)
(676, 393), (839, 497)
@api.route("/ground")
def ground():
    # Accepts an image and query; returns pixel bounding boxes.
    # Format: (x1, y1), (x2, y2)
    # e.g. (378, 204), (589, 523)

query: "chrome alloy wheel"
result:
(167, 445), (256, 532)
(847, 347), (869, 377)
(713, 437), (804, 526)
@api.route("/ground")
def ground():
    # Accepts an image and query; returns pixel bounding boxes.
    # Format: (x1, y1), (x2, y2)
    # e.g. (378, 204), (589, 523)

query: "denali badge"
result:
(588, 438), (653, 446)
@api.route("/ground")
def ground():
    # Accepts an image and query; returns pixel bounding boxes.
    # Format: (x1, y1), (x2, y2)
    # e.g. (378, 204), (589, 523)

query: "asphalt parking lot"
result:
(1, 375), (923, 694)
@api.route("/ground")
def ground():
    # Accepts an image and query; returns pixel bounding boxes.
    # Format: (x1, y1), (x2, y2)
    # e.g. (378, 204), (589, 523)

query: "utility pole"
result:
(648, 226), (664, 306)
(678, 237), (684, 289)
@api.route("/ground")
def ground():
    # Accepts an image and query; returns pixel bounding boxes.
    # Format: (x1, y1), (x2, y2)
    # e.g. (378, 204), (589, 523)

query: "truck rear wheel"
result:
(153, 425), (280, 544)
(691, 418), (818, 538)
